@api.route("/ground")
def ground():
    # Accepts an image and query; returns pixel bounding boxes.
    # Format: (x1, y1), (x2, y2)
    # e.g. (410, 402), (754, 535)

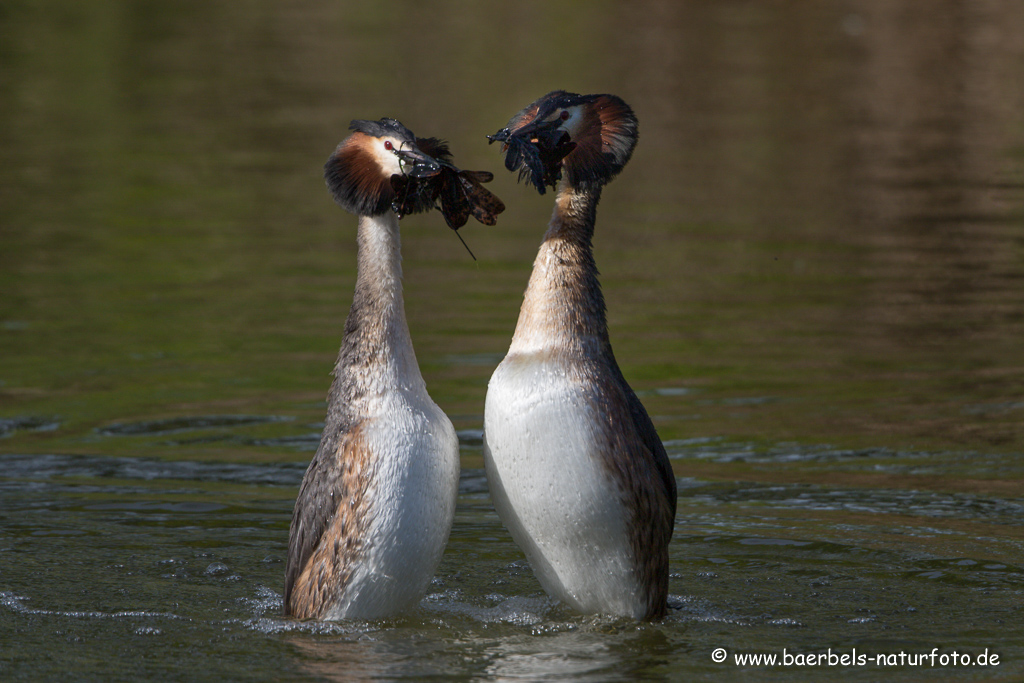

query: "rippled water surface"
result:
(2, 449), (1023, 682)
(3, 1), (1024, 681)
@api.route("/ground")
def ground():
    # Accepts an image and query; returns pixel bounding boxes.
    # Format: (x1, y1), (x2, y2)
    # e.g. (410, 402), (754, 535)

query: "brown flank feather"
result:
(284, 423), (376, 620)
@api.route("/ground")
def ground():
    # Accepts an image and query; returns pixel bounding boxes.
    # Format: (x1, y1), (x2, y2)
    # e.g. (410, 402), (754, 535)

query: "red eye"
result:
(560, 110), (570, 120)
(384, 140), (393, 150)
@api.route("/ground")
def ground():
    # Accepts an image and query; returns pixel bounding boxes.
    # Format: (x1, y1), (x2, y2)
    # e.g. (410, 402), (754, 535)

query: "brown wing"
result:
(623, 386), (677, 520)
(598, 361), (677, 620)
(283, 423), (373, 620)
(622, 382), (677, 620)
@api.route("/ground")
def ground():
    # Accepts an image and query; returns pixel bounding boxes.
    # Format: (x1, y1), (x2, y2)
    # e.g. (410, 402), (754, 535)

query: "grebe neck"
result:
(333, 211), (423, 401)
(508, 184), (610, 357)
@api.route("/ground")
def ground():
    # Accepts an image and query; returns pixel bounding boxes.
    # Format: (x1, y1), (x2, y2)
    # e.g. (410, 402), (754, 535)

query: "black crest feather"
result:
(349, 118), (416, 143)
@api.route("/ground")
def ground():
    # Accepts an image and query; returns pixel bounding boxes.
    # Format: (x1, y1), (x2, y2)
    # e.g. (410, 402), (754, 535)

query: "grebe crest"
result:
(489, 91), (637, 193)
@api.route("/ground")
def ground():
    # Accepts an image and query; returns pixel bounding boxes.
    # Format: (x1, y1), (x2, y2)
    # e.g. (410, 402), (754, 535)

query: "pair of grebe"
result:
(283, 93), (676, 622)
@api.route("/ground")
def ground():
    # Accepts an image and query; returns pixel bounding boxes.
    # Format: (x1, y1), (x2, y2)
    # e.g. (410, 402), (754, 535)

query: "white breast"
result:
(324, 387), (459, 621)
(483, 353), (646, 619)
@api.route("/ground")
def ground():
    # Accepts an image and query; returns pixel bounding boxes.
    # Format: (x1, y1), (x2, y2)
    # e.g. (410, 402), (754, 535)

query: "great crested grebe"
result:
(283, 118), (493, 620)
(483, 92), (677, 620)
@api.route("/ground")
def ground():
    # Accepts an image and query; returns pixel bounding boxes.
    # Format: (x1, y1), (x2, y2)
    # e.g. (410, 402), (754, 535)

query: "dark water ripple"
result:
(0, 454), (496, 499)
(97, 415), (295, 437)
(0, 415), (61, 438)
(0, 452), (308, 487)
(676, 478), (1024, 526)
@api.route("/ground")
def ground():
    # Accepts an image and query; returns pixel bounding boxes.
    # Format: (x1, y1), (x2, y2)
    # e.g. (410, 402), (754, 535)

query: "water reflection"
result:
(290, 637), (426, 683)
(847, 0), (1024, 350)
(481, 633), (623, 682)
(289, 617), (629, 683)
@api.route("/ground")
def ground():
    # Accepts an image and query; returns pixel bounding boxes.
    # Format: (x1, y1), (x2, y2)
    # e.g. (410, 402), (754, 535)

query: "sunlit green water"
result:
(2, 1), (1024, 680)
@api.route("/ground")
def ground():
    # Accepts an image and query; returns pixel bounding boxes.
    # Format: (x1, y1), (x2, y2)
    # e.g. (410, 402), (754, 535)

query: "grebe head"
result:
(489, 91), (638, 194)
(324, 118), (441, 216)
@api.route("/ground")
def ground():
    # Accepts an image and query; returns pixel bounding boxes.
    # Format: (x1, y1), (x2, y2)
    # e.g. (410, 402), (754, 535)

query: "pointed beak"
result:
(487, 127), (512, 147)
(396, 146), (442, 178)
(488, 117), (564, 149)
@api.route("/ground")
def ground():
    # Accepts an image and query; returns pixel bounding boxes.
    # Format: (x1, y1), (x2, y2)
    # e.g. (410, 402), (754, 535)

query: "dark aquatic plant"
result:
(492, 126), (575, 194)
(390, 137), (506, 230)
